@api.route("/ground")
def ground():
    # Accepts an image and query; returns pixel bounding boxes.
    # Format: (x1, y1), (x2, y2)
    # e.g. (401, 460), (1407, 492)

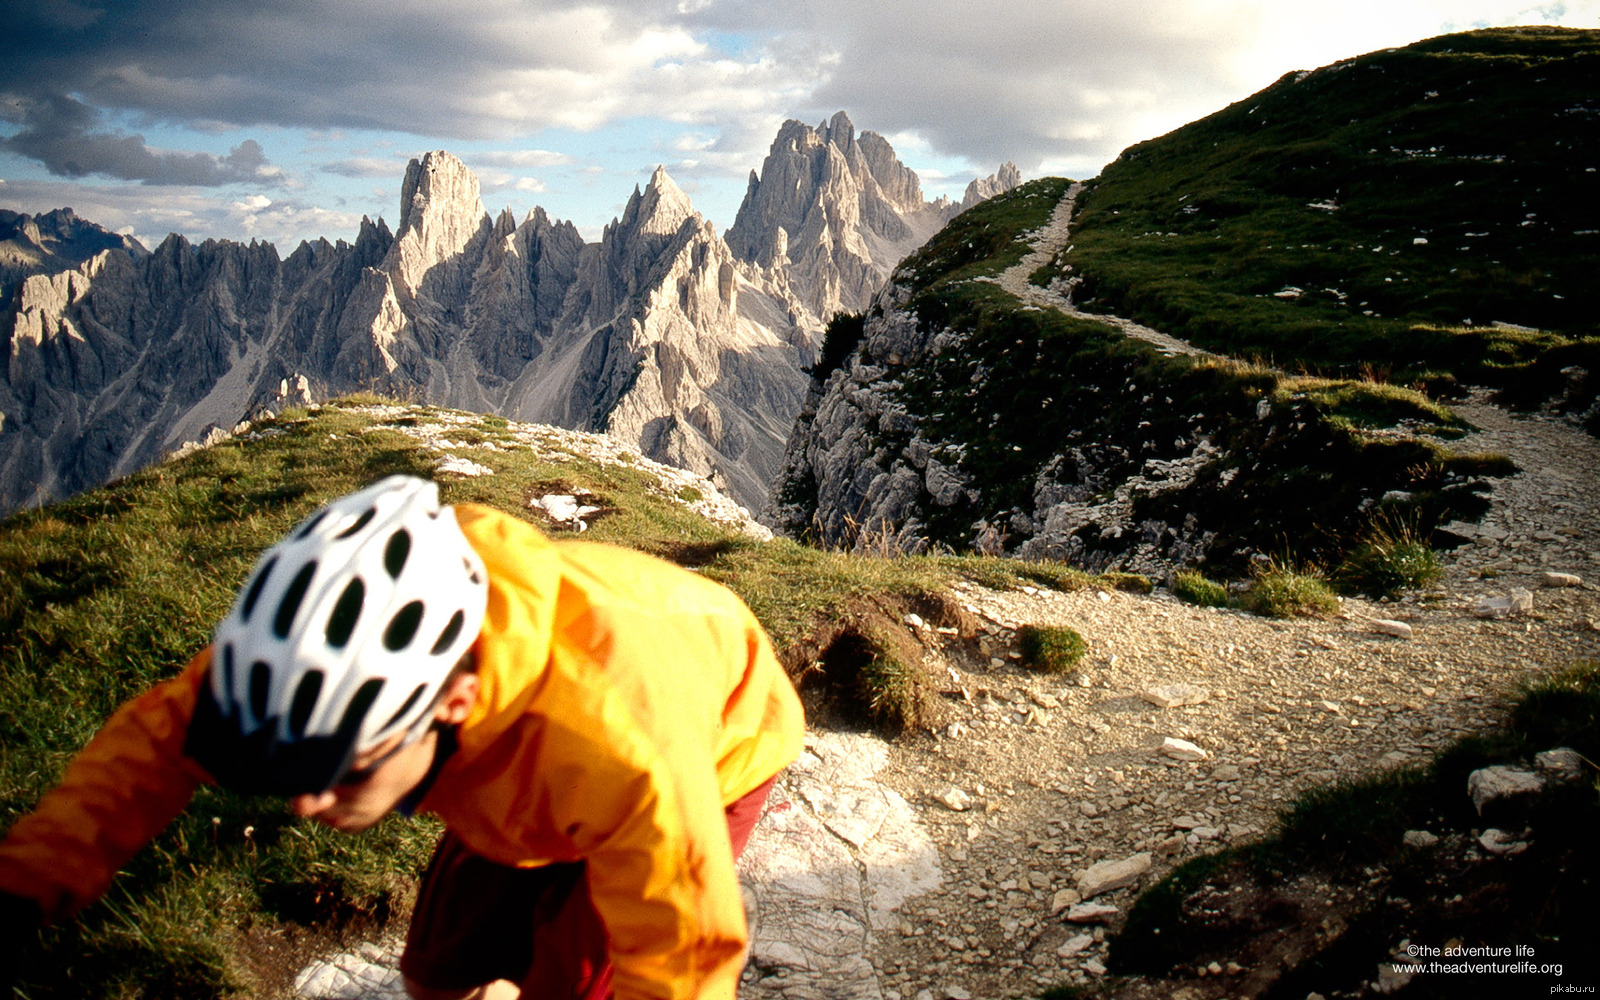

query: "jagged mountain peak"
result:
(725, 111), (1012, 319)
(398, 151), (484, 236)
(1, 207), (148, 303)
(961, 162), (1022, 209)
(618, 165), (698, 238)
(0, 113), (1010, 520)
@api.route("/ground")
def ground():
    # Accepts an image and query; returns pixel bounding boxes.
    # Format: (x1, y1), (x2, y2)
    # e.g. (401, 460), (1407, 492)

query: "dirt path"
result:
(739, 189), (1600, 1000)
(734, 395), (1599, 1000)
(987, 181), (1214, 359)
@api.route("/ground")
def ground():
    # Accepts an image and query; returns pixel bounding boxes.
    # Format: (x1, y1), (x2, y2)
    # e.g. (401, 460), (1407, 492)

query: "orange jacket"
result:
(0, 504), (805, 1000)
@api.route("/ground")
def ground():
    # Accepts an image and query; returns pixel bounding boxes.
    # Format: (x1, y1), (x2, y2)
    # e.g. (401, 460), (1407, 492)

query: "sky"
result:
(2, 0), (1596, 249)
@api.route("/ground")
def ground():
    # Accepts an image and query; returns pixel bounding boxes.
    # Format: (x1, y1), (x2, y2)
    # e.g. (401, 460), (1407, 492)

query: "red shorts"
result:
(399, 775), (776, 999)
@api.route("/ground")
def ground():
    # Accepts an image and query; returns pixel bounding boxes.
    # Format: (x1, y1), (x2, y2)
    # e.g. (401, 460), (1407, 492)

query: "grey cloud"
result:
(0, 92), (283, 186)
(322, 157), (411, 179)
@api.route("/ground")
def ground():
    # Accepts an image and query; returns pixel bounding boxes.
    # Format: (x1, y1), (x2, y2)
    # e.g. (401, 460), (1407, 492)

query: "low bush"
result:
(1100, 571), (1154, 594)
(1018, 624), (1089, 674)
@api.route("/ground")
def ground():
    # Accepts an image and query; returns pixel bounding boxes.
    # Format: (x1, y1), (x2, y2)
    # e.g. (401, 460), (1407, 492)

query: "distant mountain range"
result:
(0, 113), (1018, 516)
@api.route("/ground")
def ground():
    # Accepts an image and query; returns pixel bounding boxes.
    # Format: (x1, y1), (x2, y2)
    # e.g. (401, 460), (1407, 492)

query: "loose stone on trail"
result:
(1140, 683), (1210, 708)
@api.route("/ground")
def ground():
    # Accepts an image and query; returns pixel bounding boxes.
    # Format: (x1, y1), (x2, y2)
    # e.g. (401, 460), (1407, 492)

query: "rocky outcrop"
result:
(0, 208), (148, 304)
(960, 162), (1022, 211)
(725, 112), (1019, 321)
(769, 178), (1501, 576)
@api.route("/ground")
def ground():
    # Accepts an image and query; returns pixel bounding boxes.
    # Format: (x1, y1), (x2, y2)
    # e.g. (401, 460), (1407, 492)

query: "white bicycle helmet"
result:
(185, 475), (488, 795)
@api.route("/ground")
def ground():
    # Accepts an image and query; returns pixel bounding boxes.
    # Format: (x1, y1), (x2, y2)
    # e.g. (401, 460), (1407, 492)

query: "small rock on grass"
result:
(1535, 748), (1587, 782)
(1467, 766), (1544, 815)
(1478, 828), (1530, 856)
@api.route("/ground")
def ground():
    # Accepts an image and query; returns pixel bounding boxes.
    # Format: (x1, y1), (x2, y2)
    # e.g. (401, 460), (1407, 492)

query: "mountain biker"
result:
(0, 475), (805, 999)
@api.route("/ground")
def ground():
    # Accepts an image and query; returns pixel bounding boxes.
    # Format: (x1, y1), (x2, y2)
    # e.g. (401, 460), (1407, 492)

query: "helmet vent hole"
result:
(326, 578), (365, 648)
(463, 556), (482, 586)
(220, 644), (237, 701)
(339, 678), (385, 737)
(383, 601), (425, 651)
(240, 555), (278, 623)
(431, 610), (466, 655)
(384, 529), (412, 578)
(288, 671), (324, 737)
(249, 660), (272, 724)
(292, 510), (330, 540)
(274, 561), (318, 639)
(335, 507), (377, 539)
(381, 683), (429, 734)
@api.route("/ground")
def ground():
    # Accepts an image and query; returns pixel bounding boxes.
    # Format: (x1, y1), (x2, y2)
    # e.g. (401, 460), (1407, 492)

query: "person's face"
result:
(286, 670), (478, 832)
(287, 728), (438, 831)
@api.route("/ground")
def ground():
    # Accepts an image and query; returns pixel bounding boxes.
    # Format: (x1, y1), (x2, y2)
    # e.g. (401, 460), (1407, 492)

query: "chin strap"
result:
(396, 721), (459, 817)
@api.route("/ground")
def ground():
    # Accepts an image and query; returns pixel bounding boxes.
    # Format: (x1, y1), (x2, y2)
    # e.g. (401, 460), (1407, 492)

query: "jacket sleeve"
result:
(0, 650), (212, 922)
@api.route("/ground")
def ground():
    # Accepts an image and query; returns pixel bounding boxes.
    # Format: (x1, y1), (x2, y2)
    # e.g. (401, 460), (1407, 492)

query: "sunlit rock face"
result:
(1, 124), (1021, 518)
(726, 111), (1019, 322)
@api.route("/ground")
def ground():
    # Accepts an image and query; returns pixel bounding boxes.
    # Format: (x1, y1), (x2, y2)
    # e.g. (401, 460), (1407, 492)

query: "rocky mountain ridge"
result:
(0, 118), (1019, 517)
(0, 207), (147, 304)
(727, 112), (1019, 322)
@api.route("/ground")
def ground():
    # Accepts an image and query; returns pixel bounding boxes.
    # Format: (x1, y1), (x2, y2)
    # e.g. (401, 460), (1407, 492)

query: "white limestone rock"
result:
(937, 787), (974, 812)
(1535, 747), (1588, 782)
(1473, 589), (1534, 618)
(1370, 619), (1414, 639)
(1141, 683), (1210, 708)
(1477, 828), (1531, 856)
(1076, 852), (1152, 899)
(1066, 901), (1120, 924)
(1161, 737), (1209, 761)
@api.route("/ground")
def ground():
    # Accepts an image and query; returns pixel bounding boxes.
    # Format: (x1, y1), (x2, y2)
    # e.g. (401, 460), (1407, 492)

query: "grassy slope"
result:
(1060, 27), (1600, 420)
(1, 400), (1097, 998)
(798, 179), (1508, 573)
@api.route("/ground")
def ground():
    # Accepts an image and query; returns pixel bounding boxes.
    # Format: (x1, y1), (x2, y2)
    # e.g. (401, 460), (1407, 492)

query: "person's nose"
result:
(289, 790), (338, 817)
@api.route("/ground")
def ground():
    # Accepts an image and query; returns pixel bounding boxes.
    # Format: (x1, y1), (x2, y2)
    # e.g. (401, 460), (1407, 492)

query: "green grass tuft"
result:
(1333, 515), (1442, 598)
(1171, 569), (1230, 608)
(1241, 561), (1340, 618)
(1017, 624), (1089, 674)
